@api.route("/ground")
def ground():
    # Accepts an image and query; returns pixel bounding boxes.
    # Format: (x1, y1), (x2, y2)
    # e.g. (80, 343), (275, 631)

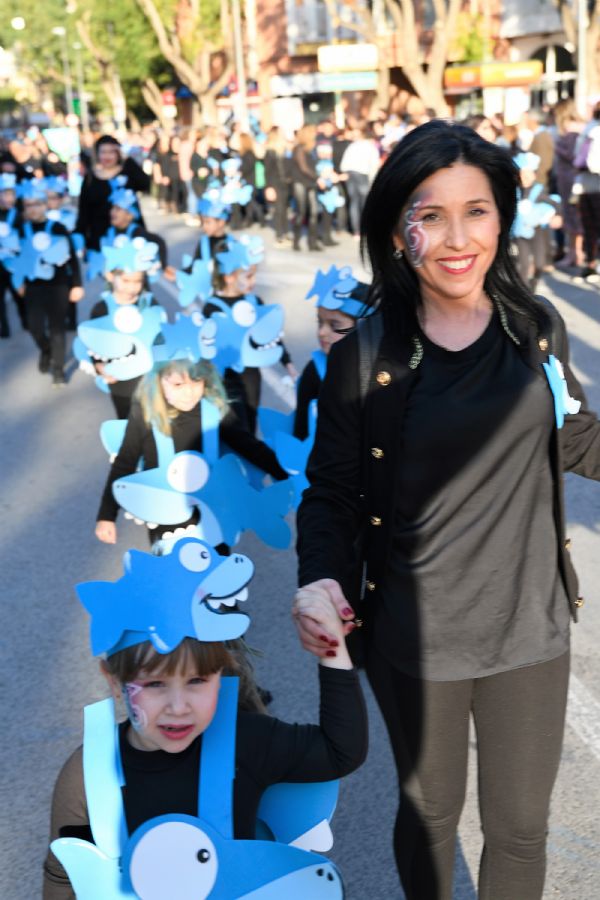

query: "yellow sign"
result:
(318, 43), (379, 73)
(444, 60), (544, 90)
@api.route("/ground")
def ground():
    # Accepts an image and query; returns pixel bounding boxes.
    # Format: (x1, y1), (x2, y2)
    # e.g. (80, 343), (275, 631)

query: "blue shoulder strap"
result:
(200, 398), (220, 464)
(530, 183), (544, 205)
(82, 698), (128, 858)
(199, 234), (211, 261)
(125, 223), (136, 238)
(311, 349), (328, 382)
(152, 426), (176, 469)
(198, 675), (239, 839)
(7, 207), (16, 227)
(23, 221), (32, 241)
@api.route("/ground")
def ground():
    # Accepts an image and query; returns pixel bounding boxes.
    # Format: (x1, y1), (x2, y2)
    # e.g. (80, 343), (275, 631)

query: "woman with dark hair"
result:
(293, 120), (600, 899)
(76, 135), (150, 251)
(289, 125), (322, 252)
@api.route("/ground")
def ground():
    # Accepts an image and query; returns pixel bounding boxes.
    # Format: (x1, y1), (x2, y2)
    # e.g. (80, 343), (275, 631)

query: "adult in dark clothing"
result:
(163, 135), (186, 214)
(76, 135), (150, 251)
(238, 132), (265, 227)
(290, 125), (323, 252)
(294, 121), (600, 900)
(95, 358), (289, 546)
(263, 126), (291, 245)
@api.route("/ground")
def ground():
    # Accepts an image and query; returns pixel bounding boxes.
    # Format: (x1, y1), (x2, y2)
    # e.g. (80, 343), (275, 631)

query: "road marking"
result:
(568, 673), (600, 760)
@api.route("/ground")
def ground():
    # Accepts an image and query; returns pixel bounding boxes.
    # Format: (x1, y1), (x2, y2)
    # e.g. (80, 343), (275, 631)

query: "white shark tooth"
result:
(109, 453), (116, 463)
(220, 596), (237, 607)
(124, 512), (133, 520)
(146, 522), (158, 530)
(207, 598), (222, 610)
(236, 587), (248, 603)
(174, 527), (186, 537)
(162, 530), (174, 540)
(134, 517), (144, 525)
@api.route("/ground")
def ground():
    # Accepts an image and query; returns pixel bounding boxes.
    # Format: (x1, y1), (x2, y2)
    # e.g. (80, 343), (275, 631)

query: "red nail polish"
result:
(329, 639), (339, 648)
(326, 650), (337, 658)
(342, 607), (354, 617)
(319, 634), (329, 643)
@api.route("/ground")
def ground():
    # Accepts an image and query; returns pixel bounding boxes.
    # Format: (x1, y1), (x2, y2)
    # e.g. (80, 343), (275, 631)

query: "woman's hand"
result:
(95, 520), (117, 544)
(292, 579), (356, 663)
(265, 186), (277, 202)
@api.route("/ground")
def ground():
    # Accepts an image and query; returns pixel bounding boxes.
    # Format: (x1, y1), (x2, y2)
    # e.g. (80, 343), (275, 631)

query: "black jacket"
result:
(297, 302), (600, 622)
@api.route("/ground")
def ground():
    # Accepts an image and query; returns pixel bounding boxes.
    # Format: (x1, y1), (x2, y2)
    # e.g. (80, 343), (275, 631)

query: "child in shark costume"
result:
(74, 237), (165, 419)
(43, 538), (367, 899)
(95, 357), (289, 548)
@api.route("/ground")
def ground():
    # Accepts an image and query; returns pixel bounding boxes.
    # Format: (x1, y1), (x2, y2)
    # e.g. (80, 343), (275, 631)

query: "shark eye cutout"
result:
(128, 821), (218, 900)
(32, 232), (51, 251)
(179, 542), (212, 572)
(192, 311), (205, 327)
(232, 300), (256, 327)
(167, 455), (209, 493)
(132, 236), (146, 249)
(114, 306), (143, 334)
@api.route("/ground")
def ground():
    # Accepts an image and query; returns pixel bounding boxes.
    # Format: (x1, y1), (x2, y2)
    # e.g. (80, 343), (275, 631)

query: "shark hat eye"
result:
(114, 234), (128, 248)
(179, 543), (212, 572)
(128, 821), (218, 900)
(232, 300), (256, 327)
(32, 232), (51, 251)
(167, 455), (209, 492)
(132, 236), (145, 249)
(114, 306), (143, 333)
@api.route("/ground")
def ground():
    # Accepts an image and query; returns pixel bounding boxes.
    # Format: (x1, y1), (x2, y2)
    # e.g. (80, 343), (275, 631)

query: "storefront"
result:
(444, 60), (544, 122)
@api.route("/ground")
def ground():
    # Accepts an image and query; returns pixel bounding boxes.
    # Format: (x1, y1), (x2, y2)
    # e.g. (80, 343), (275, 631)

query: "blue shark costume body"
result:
(50, 542), (344, 899)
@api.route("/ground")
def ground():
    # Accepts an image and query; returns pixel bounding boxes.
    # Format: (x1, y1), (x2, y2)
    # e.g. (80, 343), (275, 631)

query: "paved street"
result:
(1, 204), (600, 899)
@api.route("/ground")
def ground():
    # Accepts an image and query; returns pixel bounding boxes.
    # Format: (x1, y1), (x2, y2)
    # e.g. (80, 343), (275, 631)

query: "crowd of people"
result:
(2, 105), (600, 900)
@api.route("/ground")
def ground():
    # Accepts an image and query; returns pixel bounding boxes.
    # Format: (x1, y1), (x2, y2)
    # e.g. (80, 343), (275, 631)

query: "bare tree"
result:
(76, 15), (128, 127)
(135, 0), (234, 124)
(555, 0), (600, 98)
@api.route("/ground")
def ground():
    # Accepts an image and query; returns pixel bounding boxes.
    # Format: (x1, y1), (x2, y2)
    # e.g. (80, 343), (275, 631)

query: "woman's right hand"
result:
(95, 520), (117, 544)
(292, 579), (356, 657)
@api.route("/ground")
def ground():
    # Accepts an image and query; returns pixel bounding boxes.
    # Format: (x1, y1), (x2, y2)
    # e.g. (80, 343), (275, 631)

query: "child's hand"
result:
(69, 286), (84, 303)
(96, 520), (117, 544)
(163, 266), (177, 282)
(292, 580), (355, 669)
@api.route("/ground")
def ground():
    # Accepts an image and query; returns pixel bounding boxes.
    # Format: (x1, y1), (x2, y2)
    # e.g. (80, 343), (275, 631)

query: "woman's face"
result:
(97, 143), (121, 169)
(393, 163), (500, 308)
(161, 371), (205, 411)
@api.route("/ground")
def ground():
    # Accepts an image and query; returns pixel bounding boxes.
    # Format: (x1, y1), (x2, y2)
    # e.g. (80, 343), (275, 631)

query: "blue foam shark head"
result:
(197, 187), (231, 220)
(207, 295), (284, 371)
(215, 237), (250, 275)
(175, 257), (214, 308)
(109, 186), (139, 215)
(305, 265), (373, 319)
(103, 236), (161, 279)
(76, 539), (253, 656)
(3, 223), (71, 288)
(221, 157), (242, 175)
(0, 173), (17, 192)
(77, 303), (164, 381)
(43, 175), (69, 196)
(123, 814), (344, 899)
(237, 233), (265, 267)
(18, 178), (47, 201)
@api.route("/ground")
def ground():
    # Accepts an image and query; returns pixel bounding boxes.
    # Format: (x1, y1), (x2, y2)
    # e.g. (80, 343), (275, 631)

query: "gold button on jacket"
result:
(575, 596), (585, 608)
(376, 370), (391, 386)
(366, 580), (376, 591)
(371, 447), (384, 459)
(370, 516), (382, 526)
(538, 337), (549, 352)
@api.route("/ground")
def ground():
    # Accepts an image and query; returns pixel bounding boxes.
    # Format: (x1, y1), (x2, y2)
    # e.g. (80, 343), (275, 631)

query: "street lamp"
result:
(52, 26), (75, 117)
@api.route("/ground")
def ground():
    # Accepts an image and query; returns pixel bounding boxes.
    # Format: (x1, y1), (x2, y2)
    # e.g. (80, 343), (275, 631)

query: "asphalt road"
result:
(1, 205), (599, 899)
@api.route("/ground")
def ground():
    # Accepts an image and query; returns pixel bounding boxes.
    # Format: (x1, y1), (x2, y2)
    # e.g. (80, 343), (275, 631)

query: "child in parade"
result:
(85, 243), (163, 420)
(43, 539), (367, 899)
(44, 176), (83, 332)
(512, 152), (562, 292)
(95, 357), (288, 546)
(204, 238), (297, 434)
(294, 267), (371, 440)
(12, 180), (83, 385)
(190, 189), (231, 266)
(0, 172), (25, 337)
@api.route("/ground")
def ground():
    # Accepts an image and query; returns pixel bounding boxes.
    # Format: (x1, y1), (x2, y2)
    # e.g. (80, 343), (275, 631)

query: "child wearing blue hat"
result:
(43, 539), (366, 899)
(294, 265), (372, 440)
(0, 172), (24, 337)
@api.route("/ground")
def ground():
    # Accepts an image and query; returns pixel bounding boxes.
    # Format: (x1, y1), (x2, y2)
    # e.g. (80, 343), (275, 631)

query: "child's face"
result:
(46, 192), (63, 210)
(23, 198), (47, 222)
(520, 168), (537, 189)
(222, 268), (251, 296)
(120, 665), (222, 754)
(201, 215), (225, 237)
(110, 270), (145, 304)
(161, 371), (205, 411)
(317, 307), (355, 354)
(110, 204), (135, 229)
(0, 189), (16, 210)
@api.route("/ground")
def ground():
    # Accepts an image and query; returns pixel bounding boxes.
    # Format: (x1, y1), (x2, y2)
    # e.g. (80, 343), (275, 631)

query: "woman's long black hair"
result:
(360, 119), (551, 333)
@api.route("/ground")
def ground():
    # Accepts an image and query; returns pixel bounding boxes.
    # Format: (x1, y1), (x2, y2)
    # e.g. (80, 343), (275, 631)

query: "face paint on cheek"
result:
(123, 682), (148, 732)
(403, 197), (430, 268)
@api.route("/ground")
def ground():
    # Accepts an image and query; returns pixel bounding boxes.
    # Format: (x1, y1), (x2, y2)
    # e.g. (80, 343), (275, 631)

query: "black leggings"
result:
(366, 647), (569, 900)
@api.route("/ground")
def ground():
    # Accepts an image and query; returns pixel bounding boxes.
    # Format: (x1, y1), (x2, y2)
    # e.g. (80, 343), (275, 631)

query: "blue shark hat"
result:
(215, 236), (251, 275)
(305, 264), (373, 319)
(197, 187), (231, 220)
(18, 178), (48, 202)
(237, 233), (265, 266)
(221, 156), (242, 175)
(43, 175), (69, 195)
(0, 173), (17, 191)
(514, 152), (541, 172)
(76, 538), (254, 657)
(102, 235), (161, 278)
(109, 186), (139, 215)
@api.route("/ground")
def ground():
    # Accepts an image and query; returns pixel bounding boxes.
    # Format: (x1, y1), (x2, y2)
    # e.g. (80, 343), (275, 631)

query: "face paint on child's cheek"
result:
(123, 682), (148, 732)
(402, 196), (430, 268)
